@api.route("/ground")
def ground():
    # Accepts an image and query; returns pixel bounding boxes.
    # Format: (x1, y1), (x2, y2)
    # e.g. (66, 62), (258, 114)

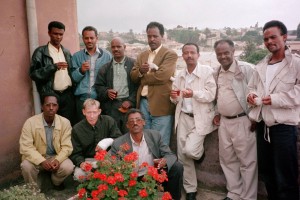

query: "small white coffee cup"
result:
(254, 97), (262, 106)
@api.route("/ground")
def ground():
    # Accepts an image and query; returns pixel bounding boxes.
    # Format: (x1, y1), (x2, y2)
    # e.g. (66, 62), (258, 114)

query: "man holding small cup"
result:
(71, 26), (112, 122)
(170, 43), (216, 200)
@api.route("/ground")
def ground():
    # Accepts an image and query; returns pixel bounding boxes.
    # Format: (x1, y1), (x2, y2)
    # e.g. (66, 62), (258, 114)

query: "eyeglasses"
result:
(127, 118), (144, 125)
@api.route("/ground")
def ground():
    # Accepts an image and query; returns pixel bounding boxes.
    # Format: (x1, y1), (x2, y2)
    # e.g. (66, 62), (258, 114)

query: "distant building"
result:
(287, 41), (300, 55)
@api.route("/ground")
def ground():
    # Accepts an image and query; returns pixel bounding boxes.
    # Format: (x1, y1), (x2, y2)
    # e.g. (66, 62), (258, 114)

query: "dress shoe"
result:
(53, 183), (65, 191)
(186, 192), (197, 200)
(223, 197), (233, 200)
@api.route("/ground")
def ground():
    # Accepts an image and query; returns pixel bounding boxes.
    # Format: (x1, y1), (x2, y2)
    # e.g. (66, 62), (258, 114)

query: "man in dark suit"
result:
(110, 108), (183, 200)
(130, 22), (177, 146)
(94, 37), (138, 133)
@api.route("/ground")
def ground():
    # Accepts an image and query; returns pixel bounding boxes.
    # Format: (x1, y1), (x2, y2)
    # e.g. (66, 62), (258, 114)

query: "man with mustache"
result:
(131, 22), (177, 146)
(71, 26), (112, 122)
(94, 37), (138, 134)
(170, 43), (216, 200)
(247, 20), (300, 200)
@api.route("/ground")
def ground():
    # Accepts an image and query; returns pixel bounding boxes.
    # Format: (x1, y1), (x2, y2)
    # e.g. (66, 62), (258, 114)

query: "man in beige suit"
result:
(20, 93), (74, 190)
(131, 21), (177, 146)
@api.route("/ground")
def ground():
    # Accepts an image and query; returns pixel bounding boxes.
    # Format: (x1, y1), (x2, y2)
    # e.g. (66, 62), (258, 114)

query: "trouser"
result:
(140, 98), (173, 146)
(219, 115), (258, 200)
(20, 158), (74, 187)
(165, 161), (183, 200)
(75, 96), (85, 123)
(54, 88), (76, 126)
(257, 121), (299, 200)
(177, 112), (205, 193)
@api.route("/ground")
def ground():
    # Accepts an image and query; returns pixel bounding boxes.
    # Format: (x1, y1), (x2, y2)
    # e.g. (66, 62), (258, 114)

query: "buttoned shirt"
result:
(42, 116), (55, 156)
(130, 134), (154, 176)
(112, 57), (129, 99)
(141, 45), (163, 96)
(181, 65), (198, 114)
(84, 48), (100, 93)
(48, 43), (72, 90)
(217, 61), (244, 116)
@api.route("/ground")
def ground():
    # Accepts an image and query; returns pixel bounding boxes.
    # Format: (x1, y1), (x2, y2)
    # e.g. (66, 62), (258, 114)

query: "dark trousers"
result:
(54, 88), (76, 126)
(166, 161), (183, 200)
(75, 96), (85, 123)
(257, 121), (299, 200)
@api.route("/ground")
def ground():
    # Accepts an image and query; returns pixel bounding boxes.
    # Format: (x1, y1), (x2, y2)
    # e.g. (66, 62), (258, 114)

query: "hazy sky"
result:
(77, 0), (300, 33)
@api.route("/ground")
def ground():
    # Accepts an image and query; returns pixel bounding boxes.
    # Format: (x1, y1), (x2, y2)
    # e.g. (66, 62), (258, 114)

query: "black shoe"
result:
(53, 183), (65, 191)
(186, 192), (197, 200)
(223, 197), (233, 200)
(195, 151), (205, 164)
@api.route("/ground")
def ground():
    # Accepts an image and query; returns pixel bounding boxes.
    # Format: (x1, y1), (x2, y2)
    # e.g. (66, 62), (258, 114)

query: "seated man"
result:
(70, 98), (122, 181)
(20, 93), (74, 190)
(110, 108), (183, 200)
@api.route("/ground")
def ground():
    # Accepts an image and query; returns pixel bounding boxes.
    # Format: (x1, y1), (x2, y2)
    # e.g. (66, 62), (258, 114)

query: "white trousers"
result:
(177, 112), (206, 193)
(219, 115), (258, 200)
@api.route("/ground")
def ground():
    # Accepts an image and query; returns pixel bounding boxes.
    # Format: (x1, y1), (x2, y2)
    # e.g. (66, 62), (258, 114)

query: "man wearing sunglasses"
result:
(111, 108), (183, 200)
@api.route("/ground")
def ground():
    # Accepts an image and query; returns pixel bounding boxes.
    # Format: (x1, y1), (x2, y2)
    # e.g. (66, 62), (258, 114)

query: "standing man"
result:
(130, 21), (177, 145)
(20, 93), (74, 190)
(70, 98), (122, 181)
(30, 21), (76, 125)
(213, 39), (257, 200)
(170, 43), (216, 200)
(110, 108), (183, 200)
(94, 37), (138, 134)
(247, 20), (300, 200)
(71, 26), (112, 121)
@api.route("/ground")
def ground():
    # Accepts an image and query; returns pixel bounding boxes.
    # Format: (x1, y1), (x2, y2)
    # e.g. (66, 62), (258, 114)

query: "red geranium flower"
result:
(83, 163), (93, 172)
(162, 192), (172, 200)
(78, 188), (86, 199)
(118, 190), (128, 197)
(138, 189), (148, 198)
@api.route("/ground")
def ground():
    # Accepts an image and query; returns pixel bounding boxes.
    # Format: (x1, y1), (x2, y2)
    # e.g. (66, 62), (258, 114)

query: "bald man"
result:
(94, 37), (138, 134)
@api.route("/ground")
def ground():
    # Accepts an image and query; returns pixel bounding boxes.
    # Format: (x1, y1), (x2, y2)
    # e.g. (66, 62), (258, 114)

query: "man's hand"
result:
(139, 63), (150, 74)
(262, 95), (272, 105)
(80, 61), (90, 73)
(50, 159), (60, 172)
(247, 93), (257, 105)
(170, 90), (178, 100)
(121, 101), (131, 109)
(213, 115), (221, 126)
(40, 159), (53, 171)
(56, 62), (68, 70)
(80, 161), (89, 170)
(182, 88), (193, 98)
(107, 89), (118, 100)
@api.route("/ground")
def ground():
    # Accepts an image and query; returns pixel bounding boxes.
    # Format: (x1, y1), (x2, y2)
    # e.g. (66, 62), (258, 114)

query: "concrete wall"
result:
(0, 0), (79, 185)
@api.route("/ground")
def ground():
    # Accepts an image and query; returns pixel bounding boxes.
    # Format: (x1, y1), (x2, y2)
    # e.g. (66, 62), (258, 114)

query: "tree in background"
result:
(297, 23), (300, 41)
(240, 41), (268, 64)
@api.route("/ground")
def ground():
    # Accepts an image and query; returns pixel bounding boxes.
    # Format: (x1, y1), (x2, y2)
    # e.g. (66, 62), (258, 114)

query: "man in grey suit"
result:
(110, 108), (183, 200)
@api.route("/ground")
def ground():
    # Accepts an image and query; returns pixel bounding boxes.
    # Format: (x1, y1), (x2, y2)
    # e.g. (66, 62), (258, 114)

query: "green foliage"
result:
(240, 41), (268, 64)
(167, 29), (200, 44)
(241, 30), (263, 45)
(0, 184), (54, 200)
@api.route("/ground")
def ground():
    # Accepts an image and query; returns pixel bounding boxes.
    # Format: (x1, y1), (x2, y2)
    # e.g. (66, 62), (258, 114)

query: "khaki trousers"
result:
(219, 115), (258, 200)
(177, 112), (206, 193)
(21, 158), (74, 187)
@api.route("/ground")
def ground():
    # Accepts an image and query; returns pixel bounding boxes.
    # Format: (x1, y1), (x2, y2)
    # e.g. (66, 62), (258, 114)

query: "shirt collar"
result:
(48, 42), (61, 52)
(185, 63), (199, 76)
(149, 44), (162, 54)
(220, 60), (237, 73)
(113, 57), (126, 65)
(130, 134), (145, 146)
(42, 114), (55, 127)
(84, 47), (100, 55)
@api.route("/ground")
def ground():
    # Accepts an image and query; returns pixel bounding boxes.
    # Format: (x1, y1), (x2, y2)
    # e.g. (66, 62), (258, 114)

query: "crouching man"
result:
(20, 93), (74, 190)
(110, 108), (183, 200)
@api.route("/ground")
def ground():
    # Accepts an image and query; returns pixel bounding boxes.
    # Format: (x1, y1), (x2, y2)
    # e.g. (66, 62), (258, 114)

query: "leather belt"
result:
(224, 112), (246, 119)
(183, 112), (194, 118)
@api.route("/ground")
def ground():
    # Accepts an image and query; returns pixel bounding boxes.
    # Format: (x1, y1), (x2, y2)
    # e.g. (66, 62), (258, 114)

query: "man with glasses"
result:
(111, 108), (183, 200)
(70, 98), (122, 181)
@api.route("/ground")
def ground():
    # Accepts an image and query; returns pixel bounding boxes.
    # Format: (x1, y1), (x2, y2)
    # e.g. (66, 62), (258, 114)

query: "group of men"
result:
(19, 19), (299, 200)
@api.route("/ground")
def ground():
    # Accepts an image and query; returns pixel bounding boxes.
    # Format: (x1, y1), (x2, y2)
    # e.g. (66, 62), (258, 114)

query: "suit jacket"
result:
(19, 113), (73, 165)
(130, 46), (177, 116)
(110, 129), (177, 171)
